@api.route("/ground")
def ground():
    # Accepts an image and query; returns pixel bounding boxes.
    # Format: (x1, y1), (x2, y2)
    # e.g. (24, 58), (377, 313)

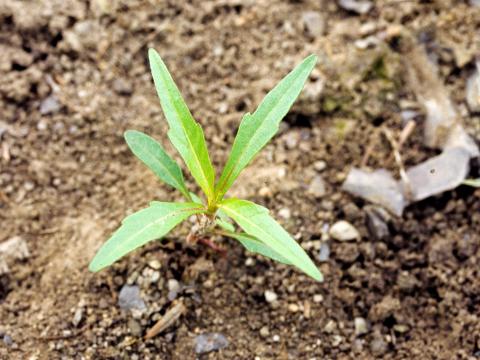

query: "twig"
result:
(144, 301), (186, 340)
(382, 128), (413, 200)
(398, 120), (416, 149)
(361, 128), (381, 167)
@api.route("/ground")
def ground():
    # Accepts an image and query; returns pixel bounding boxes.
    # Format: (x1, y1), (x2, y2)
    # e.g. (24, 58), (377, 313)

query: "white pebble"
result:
(264, 290), (278, 303)
(329, 220), (360, 241)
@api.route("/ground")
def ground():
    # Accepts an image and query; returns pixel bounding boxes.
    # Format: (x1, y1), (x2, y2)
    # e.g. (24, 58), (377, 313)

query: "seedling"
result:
(89, 49), (323, 281)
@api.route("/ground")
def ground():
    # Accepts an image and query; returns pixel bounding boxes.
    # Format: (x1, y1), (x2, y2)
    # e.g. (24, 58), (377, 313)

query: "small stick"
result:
(382, 128), (413, 200)
(361, 128), (381, 167)
(398, 120), (416, 149)
(144, 301), (186, 340)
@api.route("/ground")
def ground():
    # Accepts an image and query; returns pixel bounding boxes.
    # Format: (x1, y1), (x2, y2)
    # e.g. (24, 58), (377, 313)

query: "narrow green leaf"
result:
(219, 198), (323, 281)
(89, 202), (204, 272)
(189, 192), (204, 206)
(124, 130), (190, 200)
(148, 48), (215, 203)
(222, 230), (291, 264)
(216, 218), (235, 232)
(215, 55), (317, 201)
(463, 178), (480, 187)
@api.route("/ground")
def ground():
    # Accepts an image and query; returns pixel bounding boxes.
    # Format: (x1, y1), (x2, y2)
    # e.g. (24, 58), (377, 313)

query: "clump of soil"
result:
(1, 0), (480, 359)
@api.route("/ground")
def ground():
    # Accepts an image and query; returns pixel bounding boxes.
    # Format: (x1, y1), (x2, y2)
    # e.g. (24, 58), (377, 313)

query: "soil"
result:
(1, 0), (480, 359)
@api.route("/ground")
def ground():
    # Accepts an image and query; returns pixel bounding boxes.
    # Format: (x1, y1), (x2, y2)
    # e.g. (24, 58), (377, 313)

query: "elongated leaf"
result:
(124, 130), (190, 200)
(219, 198), (323, 281)
(216, 218), (235, 232)
(89, 202), (204, 272)
(222, 230), (291, 264)
(215, 55), (317, 201)
(189, 192), (204, 206)
(148, 49), (215, 203)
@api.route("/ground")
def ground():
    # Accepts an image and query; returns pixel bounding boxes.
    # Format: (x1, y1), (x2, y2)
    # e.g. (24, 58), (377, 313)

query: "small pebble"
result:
(39, 95), (61, 115)
(313, 160), (327, 172)
(288, 303), (299, 312)
(370, 335), (388, 356)
(150, 271), (160, 283)
(195, 333), (229, 354)
(393, 324), (409, 333)
(264, 290), (278, 303)
(331, 335), (343, 347)
(284, 132), (299, 149)
(313, 294), (324, 303)
(118, 285), (146, 311)
(148, 260), (161, 270)
(128, 318), (142, 337)
(37, 120), (48, 131)
(167, 279), (181, 301)
(72, 307), (83, 327)
(278, 208), (291, 219)
(329, 221), (360, 241)
(354, 317), (368, 336)
(302, 11), (326, 37)
(324, 320), (337, 333)
(338, 0), (373, 14)
(272, 335), (280, 342)
(317, 242), (330, 262)
(308, 175), (326, 198)
(3, 334), (13, 346)
(112, 78), (133, 96)
(259, 326), (270, 338)
(168, 279), (180, 293)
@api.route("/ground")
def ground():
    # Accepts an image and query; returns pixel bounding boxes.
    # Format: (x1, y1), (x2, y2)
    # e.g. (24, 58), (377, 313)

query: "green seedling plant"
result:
(89, 49), (323, 281)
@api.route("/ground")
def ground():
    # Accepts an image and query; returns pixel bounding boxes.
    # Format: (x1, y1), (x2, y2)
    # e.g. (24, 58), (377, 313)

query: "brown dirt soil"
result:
(1, 0), (480, 359)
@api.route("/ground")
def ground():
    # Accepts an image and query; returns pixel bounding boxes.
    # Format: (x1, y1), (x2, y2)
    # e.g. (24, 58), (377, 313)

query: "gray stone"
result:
(112, 78), (133, 96)
(195, 333), (229, 354)
(118, 285), (146, 311)
(308, 175), (326, 198)
(3, 334), (13, 346)
(167, 279), (181, 301)
(40, 95), (61, 115)
(317, 242), (330, 262)
(302, 11), (325, 37)
(370, 335), (388, 356)
(342, 168), (406, 216)
(330, 221), (359, 241)
(338, 0), (373, 14)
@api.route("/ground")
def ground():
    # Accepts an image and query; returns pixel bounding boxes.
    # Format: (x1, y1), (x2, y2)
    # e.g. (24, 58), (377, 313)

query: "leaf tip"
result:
(148, 47), (159, 60)
(312, 269), (324, 282)
(88, 258), (102, 273)
(124, 129), (137, 141)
